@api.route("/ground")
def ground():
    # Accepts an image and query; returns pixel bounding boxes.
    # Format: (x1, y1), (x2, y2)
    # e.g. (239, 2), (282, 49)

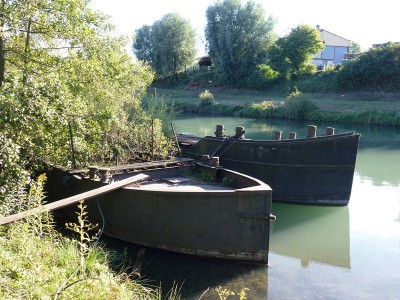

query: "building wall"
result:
(313, 28), (350, 67)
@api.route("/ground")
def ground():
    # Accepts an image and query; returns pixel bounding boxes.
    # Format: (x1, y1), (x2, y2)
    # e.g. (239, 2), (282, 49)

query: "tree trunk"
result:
(173, 57), (178, 82)
(0, 0), (5, 87)
(22, 18), (32, 86)
(0, 32), (5, 88)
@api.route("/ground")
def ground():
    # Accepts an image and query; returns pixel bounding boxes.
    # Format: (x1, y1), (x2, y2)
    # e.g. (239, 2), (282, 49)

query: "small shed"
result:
(197, 56), (212, 67)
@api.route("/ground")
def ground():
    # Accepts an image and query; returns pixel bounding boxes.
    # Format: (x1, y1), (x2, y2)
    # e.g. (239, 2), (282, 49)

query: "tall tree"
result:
(269, 24), (324, 78)
(133, 13), (197, 80)
(205, 0), (275, 84)
(0, 0), (170, 181)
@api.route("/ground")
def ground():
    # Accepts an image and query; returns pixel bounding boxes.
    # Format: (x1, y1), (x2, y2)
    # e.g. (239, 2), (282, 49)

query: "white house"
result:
(312, 25), (350, 67)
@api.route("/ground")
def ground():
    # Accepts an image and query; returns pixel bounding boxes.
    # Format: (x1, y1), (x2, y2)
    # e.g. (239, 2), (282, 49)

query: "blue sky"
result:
(90, 0), (399, 54)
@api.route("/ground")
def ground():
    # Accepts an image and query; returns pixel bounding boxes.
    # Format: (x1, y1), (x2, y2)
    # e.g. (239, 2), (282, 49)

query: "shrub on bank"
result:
(0, 177), (179, 300)
(285, 89), (319, 120)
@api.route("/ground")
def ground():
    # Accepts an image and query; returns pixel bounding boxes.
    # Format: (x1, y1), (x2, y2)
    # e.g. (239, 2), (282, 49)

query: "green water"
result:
(110, 116), (400, 299)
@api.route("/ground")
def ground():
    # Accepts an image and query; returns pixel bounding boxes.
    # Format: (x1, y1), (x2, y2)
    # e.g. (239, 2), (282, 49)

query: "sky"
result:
(90, 0), (399, 55)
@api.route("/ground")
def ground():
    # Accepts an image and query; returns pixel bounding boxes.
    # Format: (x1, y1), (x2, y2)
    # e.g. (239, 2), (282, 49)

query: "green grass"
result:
(0, 176), (180, 300)
(0, 222), (166, 300)
(153, 87), (400, 126)
(154, 87), (400, 113)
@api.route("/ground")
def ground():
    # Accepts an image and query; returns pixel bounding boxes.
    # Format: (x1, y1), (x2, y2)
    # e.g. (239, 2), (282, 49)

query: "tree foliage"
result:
(269, 24), (324, 78)
(0, 0), (173, 203)
(133, 13), (197, 79)
(205, 0), (275, 84)
(336, 43), (400, 90)
(349, 40), (362, 54)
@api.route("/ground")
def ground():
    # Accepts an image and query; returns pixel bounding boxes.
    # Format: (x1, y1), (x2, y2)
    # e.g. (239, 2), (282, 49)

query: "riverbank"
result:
(152, 87), (400, 126)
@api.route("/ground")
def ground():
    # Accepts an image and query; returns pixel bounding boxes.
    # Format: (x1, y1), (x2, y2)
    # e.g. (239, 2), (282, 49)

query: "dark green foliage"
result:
(336, 43), (400, 91)
(245, 64), (280, 89)
(288, 69), (340, 93)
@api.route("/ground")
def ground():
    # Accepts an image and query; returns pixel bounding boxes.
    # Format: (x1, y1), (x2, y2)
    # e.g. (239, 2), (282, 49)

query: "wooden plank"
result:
(67, 158), (195, 174)
(0, 173), (149, 226)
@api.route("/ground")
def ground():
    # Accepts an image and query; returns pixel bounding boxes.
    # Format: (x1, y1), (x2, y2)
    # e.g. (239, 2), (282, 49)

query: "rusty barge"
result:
(46, 159), (274, 263)
(178, 125), (360, 206)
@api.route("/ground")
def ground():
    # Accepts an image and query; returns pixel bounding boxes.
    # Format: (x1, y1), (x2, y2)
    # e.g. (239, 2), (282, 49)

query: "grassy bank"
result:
(151, 87), (400, 126)
(0, 176), (179, 300)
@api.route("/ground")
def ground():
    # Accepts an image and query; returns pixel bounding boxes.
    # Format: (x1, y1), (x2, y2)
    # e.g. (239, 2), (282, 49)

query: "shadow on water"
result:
(101, 236), (269, 299)
(270, 202), (350, 269)
(98, 202), (350, 299)
(52, 211), (268, 299)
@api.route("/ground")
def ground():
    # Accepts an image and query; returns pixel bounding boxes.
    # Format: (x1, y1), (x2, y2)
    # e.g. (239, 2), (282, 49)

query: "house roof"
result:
(317, 26), (350, 47)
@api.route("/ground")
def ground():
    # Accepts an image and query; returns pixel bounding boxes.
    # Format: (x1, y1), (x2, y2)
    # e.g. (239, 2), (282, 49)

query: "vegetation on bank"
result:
(168, 88), (400, 126)
(0, 176), (180, 300)
(0, 1), (178, 298)
(151, 42), (400, 127)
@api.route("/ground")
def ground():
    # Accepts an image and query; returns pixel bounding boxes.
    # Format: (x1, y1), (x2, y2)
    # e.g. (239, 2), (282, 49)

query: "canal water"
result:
(109, 116), (400, 299)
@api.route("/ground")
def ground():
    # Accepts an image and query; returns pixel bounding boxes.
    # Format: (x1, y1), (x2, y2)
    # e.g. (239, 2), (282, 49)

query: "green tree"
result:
(336, 43), (400, 90)
(205, 0), (275, 84)
(133, 13), (197, 80)
(0, 0), (173, 204)
(269, 24), (324, 78)
(349, 40), (362, 54)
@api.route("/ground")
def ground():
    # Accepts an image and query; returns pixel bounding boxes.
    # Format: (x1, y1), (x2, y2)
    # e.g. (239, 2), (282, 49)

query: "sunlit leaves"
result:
(205, 0), (276, 84)
(133, 13), (197, 79)
(269, 24), (324, 78)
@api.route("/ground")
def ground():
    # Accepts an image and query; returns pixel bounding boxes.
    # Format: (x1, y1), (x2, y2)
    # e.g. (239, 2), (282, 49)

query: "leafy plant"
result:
(66, 201), (100, 272)
(286, 88), (318, 120)
(199, 89), (214, 104)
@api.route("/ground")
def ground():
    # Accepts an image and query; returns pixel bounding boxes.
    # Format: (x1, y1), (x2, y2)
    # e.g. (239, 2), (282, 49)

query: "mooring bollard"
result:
(274, 131), (282, 140)
(325, 127), (335, 136)
(201, 154), (210, 163)
(215, 124), (225, 137)
(235, 126), (245, 139)
(307, 125), (317, 138)
(289, 132), (297, 139)
(88, 166), (98, 180)
(211, 156), (220, 166)
(98, 167), (111, 183)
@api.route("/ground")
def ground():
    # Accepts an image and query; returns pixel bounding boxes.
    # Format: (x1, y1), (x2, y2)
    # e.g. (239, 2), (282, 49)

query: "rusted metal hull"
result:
(181, 132), (360, 205)
(47, 163), (273, 263)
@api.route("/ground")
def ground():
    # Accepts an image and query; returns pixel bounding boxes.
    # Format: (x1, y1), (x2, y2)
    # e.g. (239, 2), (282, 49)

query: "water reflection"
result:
(270, 203), (350, 269)
(355, 148), (400, 187)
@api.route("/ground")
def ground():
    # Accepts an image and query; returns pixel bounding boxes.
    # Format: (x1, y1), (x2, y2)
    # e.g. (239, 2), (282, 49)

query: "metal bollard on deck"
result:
(201, 154), (210, 163)
(211, 156), (220, 166)
(88, 166), (99, 180)
(307, 125), (317, 138)
(274, 131), (282, 140)
(98, 167), (111, 183)
(215, 124), (225, 137)
(235, 126), (245, 139)
(289, 132), (297, 139)
(325, 127), (335, 136)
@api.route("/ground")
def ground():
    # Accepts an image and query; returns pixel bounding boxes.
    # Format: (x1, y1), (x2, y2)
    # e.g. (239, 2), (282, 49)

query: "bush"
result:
(286, 88), (318, 120)
(198, 90), (215, 111)
(199, 90), (214, 102)
(246, 64), (280, 89)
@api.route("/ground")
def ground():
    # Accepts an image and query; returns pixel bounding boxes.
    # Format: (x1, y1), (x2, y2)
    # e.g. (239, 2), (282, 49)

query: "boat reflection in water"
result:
(270, 203), (350, 269)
